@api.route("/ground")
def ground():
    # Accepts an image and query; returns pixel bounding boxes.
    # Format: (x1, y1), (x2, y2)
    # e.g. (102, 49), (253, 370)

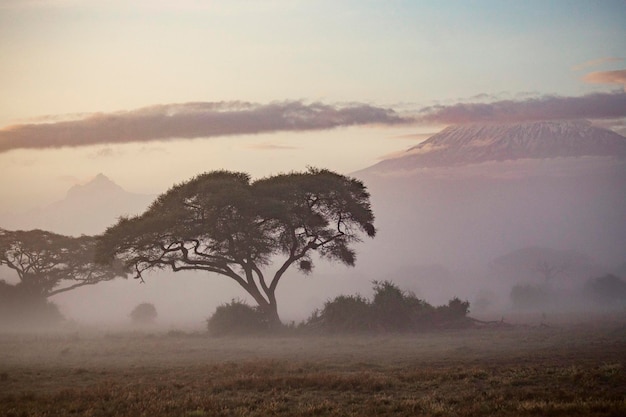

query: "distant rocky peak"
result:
(66, 173), (125, 199)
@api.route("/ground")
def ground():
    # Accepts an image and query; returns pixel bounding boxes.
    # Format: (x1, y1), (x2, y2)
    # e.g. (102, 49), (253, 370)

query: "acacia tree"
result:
(0, 228), (126, 298)
(96, 168), (376, 326)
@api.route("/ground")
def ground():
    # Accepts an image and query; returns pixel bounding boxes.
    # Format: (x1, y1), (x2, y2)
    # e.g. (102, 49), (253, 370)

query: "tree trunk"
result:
(242, 279), (282, 330)
(261, 301), (282, 330)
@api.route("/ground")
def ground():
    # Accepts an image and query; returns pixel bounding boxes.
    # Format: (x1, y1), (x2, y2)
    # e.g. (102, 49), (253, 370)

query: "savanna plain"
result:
(1, 318), (625, 417)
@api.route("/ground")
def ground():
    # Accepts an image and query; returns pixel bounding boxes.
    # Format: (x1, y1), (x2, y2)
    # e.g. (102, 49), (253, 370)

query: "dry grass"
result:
(1, 321), (625, 416)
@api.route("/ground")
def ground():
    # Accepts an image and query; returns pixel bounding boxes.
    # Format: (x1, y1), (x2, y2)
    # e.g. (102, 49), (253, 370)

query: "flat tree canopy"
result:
(0, 229), (126, 298)
(97, 168), (376, 325)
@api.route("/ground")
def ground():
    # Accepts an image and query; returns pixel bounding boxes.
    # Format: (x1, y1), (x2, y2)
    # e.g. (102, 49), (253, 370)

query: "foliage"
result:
(371, 280), (434, 331)
(583, 274), (626, 307)
(307, 295), (373, 333)
(306, 281), (470, 333)
(436, 297), (471, 322)
(130, 302), (158, 325)
(206, 299), (268, 336)
(0, 228), (126, 298)
(97, 168), (376, 326)
(0, 280), (64, 327)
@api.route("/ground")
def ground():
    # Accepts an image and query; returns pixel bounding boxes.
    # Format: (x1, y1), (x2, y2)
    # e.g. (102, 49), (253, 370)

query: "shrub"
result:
(130, 302), (158, 325)
(305, 281), (469, 334)
(207, 299), (268, 336)
(307, 295), (372, 333)
(435, 297), (470, 324)
(372, 280), (432, 331)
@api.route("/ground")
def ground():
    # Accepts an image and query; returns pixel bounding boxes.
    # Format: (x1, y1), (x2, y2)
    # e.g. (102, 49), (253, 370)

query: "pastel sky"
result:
(1, 0), (625, 212)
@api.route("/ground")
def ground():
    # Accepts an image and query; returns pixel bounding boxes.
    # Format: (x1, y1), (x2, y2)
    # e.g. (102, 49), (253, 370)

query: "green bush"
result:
(207, 299), (268, 336)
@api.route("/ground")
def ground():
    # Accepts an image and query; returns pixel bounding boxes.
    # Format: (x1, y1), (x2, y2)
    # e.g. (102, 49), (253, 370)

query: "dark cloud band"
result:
(415, 91), (626, 125)
(2, 93), (625, 153)
(0, 101), (407, 153)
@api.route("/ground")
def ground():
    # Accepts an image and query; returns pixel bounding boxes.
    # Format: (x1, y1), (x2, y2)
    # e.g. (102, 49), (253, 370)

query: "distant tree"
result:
(510, 284), (552, 310)
(533, 260), (568, 282)
(0, 228), (126, 299)
(130, 302), (158, 325)
(97, 168), (376, 327)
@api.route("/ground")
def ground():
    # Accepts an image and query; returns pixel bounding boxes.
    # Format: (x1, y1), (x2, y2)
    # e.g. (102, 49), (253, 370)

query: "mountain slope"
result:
(361, 120), (626, 174)
(2, 174), (153, 236)
(350, 119), (626, 274)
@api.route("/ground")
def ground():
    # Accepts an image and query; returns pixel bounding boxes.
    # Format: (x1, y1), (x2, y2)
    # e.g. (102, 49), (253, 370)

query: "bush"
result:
(207, 299), (268, 336)
(435, 297), (470, 324)
(0, 281), (64, 328)
(307, 295), (373, 333)
(130, 302), (158, 325)
(305, 281), (470, 334)
(371, 280), (435, 331)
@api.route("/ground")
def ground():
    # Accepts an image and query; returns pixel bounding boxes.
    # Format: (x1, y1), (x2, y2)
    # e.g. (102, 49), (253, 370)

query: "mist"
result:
(2, 153), (624, 331)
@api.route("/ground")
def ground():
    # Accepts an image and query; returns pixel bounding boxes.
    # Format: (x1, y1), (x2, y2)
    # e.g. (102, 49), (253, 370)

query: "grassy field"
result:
(1, 320), (625, 416)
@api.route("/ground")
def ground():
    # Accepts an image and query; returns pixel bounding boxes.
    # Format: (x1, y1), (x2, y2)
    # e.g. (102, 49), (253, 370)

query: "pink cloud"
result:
(583, 69), (626, 90)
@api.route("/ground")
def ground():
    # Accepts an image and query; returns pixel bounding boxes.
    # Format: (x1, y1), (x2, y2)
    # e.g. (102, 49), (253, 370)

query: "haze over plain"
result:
(1, 1), (625, 326)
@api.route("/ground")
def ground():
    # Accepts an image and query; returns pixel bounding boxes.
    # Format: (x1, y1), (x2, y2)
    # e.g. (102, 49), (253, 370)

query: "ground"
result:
(1, 318), (625, 416)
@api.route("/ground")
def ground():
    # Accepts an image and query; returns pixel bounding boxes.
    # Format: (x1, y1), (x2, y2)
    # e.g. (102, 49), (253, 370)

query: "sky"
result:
(1, 0), (625, 211)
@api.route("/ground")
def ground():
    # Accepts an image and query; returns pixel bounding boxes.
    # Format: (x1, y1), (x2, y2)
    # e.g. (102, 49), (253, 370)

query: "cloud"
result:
(245, 142), (299, 151)
(583, 69), (626, 90)
(415, 91), (626, 125)
(571, 57), (622, 71)
(0, 101), (407, 153)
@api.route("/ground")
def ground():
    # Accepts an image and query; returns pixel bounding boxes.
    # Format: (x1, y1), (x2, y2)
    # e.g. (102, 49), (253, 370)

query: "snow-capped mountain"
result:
(2, 174), (153, 236)
(349, 119), (626, 283)
(362, 120), (626, 174)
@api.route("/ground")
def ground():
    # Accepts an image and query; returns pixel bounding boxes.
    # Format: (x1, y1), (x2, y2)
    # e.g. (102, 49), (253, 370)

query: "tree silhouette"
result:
(97, 168), (376, 326)
(0, 228), (126, 298)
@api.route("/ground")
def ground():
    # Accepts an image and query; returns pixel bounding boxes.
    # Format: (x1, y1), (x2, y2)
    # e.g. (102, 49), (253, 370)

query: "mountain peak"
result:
(363, 119), (626, 173)
(66, 173), (125, 199)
